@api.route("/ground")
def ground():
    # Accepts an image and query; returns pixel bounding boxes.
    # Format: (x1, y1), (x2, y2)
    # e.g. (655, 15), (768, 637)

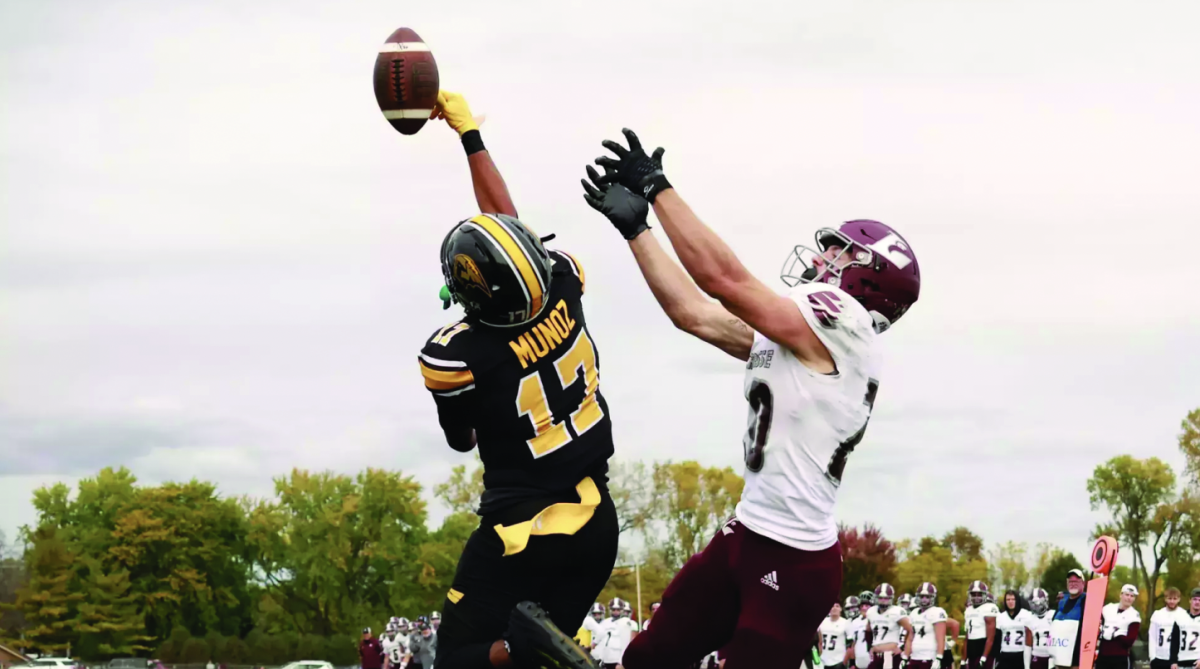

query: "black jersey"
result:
(419, 249), (613, 516)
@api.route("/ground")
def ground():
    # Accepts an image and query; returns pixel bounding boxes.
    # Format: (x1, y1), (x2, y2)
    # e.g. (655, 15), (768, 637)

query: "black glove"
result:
(594, 128), (672, 203)
(581, 164), (650, 240)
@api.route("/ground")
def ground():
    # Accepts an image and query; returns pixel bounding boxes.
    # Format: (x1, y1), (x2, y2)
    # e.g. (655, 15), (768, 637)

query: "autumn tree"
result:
(1088, 455), (1189, 619)
(0, 530), (26, 639)
(895, 539), (987, 622)
(648, 462), (743, 570)
(989, 541), (1030, 592)
(1038, 551), (1084, 600)
(1178, 408), (1200, 486)
(74, 559), (151, 659)
(609, 460), (657, 535)
(840, 524), (898, 599)
(433, 455), (484, 516)
(247, 468), (429, 635)
(941, 527), (985, 563)
(2, 526), (83, 655)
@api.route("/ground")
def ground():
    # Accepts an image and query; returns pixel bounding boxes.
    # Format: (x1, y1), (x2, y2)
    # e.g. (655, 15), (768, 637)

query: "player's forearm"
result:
(465, 136), (517, 217)
(629, 230), (713, 326)
(652, 189), (754, 299)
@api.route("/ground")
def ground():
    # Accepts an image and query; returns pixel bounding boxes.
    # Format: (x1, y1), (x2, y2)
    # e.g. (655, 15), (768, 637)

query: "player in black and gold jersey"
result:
(420, 91), (616, 669)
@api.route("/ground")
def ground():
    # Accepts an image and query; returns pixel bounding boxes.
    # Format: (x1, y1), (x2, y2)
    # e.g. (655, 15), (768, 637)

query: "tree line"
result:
(1, 407), (1195, 661)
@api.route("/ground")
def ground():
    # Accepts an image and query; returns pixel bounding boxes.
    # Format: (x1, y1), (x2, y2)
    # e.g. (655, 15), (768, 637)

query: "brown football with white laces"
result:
(373, 27), (439, 135)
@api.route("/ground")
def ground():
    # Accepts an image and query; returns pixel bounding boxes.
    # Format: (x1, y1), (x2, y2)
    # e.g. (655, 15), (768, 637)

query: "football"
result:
(373, 27), (440, 135)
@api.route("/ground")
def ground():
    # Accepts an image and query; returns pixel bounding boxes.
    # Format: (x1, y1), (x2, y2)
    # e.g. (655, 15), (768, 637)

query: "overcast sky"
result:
(2, 0), (1198, 570)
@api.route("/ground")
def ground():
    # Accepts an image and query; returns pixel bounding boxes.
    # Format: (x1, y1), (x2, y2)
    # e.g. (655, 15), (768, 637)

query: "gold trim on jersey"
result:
(470, 214), (545, 316)
(419, 359), (475, 390)
(492, 477), (600, 556)
(447, 588), (464, 604)
(556, 250), (585, 294)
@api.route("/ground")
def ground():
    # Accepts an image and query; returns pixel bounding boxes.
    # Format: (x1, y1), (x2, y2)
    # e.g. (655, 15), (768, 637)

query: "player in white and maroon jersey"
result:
(1176, 587), (1200, 669)
(908, 583), (948, 669)
(994, 590), (1034, 669)
(964, 581), (999, 669)
(1098, 584), (1142, 669)
(1028, 589), (1054, 669)
(820, 601), (852, 669)
(848, 592), (876, 669)
(582, 130), (921, 669)
(866, 584), (914, 669)
(898, 594), (915, 653)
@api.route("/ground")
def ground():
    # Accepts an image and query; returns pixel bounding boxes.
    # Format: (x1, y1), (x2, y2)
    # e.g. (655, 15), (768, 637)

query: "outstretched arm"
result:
(590, 129), (833, 370)
(651, 189), (832, 370)
(466, 145), (517, 217)
(433, 91), (517, 217)
(628, 230), (753, 360)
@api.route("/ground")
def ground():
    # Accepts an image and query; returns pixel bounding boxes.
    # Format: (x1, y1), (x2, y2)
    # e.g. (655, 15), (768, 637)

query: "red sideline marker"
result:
(1078, 536), (1119, 669)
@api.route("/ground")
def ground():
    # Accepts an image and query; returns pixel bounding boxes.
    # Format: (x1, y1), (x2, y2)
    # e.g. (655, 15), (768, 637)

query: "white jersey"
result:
(910, 606), (948, 661)
(1178, 611), (1200, 663)
(381, 637), (406, 667)
(867, 604), (910, 649)
(1100, 603), (1141, 644)
(965, 603), (1000, 640)
(848, 616), (871, 668)
(820, 617), (851, 665)
(1150, 607), (1189, 661)
(1028, 610), (1054, 658)
(995, 609), (1034, 653)
(595, 616), (639, 664)
(734, 283), (880, 551)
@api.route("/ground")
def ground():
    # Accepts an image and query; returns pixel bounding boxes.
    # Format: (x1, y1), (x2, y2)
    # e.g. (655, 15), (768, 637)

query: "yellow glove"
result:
(432, 90), (479, 136)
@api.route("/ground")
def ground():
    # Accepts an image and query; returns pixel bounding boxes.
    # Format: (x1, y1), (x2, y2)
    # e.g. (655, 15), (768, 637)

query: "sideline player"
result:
(866, 584), (914, 669)
(898, 594), (914, 657)
(820, 601), (851, 669)
(595, 598), (640, 668)
(580, 126), (920, 668)
(994, 590), (1033, 669)
(964, 582), (999, 669)
(1098, 584), (1141, 669)
(1150, 587), (1187, 669)
(848, 592), (876, 669)
(908, 583), (948, 669)
(1177, 587), (1200, 669)
(420, 91), (617, 669)
(383, 624), (408, 669)
(1028, 590), (1054, 669)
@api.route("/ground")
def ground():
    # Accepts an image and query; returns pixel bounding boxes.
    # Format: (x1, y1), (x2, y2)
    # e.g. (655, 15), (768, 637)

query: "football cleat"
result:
(504, 601), (600, 669)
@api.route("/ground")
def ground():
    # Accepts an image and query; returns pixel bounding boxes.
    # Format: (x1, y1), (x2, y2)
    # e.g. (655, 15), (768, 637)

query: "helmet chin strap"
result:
(870, 311), (891, 334)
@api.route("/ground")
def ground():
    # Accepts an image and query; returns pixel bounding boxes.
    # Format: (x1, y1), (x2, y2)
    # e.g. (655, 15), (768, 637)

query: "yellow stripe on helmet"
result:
(470, 214), (544, 316)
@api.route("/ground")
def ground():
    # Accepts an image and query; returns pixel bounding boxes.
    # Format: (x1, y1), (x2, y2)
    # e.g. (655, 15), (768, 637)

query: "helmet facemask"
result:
(782, 228), (875, 289)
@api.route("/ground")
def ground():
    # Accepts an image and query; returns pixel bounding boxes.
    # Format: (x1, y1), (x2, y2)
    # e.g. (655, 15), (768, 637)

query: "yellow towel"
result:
(493, 477), (600, 556)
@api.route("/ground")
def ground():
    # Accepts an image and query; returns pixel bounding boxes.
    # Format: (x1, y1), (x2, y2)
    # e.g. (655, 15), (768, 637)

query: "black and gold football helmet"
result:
(440, 213), (554, 327)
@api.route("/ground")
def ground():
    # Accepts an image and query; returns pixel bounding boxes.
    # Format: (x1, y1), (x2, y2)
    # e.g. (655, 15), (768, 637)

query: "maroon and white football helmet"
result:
(968, 580), (990, 607)
(782, 219), (921, 333)
(875, 583), (896, 607)
(917, 582), (938, 608)
(1029, 588), (1049, 614)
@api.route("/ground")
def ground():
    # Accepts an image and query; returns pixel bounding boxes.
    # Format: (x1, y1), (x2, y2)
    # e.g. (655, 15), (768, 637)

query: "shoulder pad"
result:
(549, 249), (585, 294)
(419, 321), (474, 394)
